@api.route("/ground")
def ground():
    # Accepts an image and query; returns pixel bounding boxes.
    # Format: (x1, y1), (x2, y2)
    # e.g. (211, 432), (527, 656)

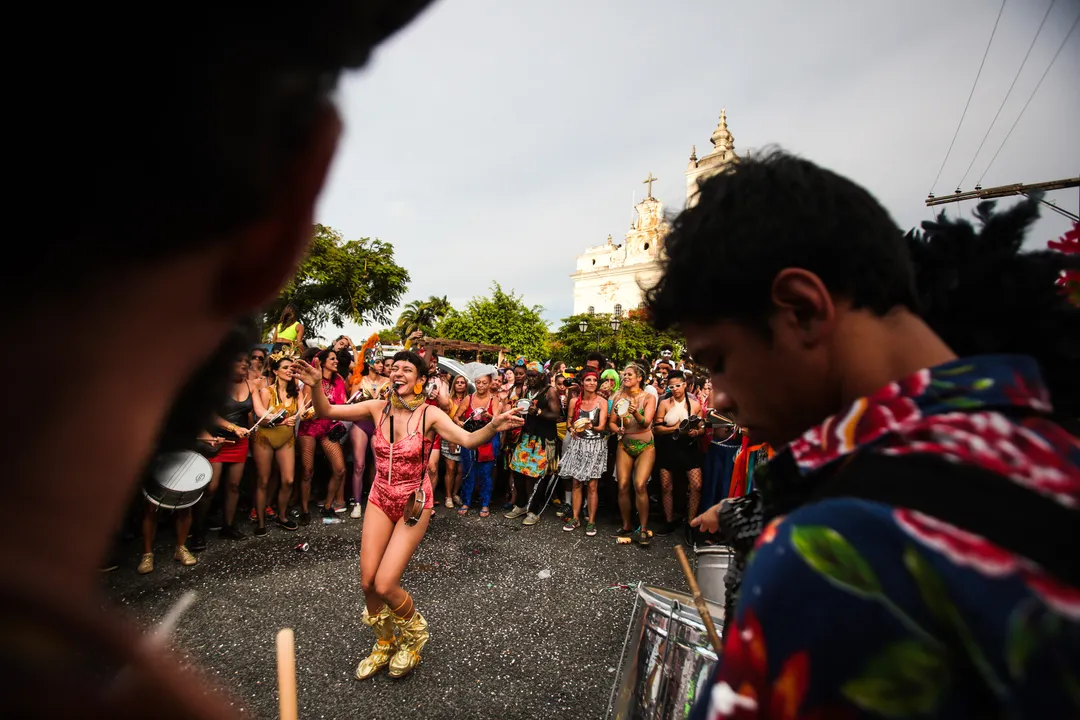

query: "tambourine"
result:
(572, 417), (592, 432)
(614, 398), (631, 417)
(515, 399), (531, 415)
(403, 488), (426, 526)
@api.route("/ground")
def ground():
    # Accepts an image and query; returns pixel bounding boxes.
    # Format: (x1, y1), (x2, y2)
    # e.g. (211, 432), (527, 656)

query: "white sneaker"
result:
(504, 505), (527, 519)
(522, 512), (539, 526)
(350, 503), (363, 519)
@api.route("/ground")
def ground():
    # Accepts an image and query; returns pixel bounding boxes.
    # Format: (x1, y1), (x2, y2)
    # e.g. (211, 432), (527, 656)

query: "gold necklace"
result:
(390, 392), (426, 411)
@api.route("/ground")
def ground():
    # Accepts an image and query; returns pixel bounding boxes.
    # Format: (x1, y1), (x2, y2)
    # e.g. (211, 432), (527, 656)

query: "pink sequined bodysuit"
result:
(368, 405), (435, 523)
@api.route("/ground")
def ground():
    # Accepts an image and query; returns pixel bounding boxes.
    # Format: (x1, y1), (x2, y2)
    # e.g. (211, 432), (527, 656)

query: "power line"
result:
(927, 0), (1007, 196)
(978, 10), (1080, 185)
(957, 0), (1057, 189)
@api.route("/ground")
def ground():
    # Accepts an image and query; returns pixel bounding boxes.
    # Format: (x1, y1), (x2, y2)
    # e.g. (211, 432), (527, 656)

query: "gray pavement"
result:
(102, 505), (691, 720)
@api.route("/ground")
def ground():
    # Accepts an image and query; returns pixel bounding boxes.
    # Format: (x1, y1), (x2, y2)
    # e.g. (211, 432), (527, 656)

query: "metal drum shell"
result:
(607, 584), (724, 720)
(695, 546), (735, 606)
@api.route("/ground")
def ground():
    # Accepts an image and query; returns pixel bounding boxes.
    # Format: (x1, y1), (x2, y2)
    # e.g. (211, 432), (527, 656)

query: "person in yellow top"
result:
(270, 303), (304, 351)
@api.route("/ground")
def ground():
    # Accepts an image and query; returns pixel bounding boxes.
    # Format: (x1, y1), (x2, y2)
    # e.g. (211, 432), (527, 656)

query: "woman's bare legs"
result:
(222, 462), (245, 527)
(359, 505), (395, 614)
(615, 447), (634, 531)
(632, 448), (655, 531)
(372, 510), (433, 618)
(586, 478), (599, 524)
(275, 444), (296, 519)
(252, 442), (274, 529)
(570, 479), (584, 522)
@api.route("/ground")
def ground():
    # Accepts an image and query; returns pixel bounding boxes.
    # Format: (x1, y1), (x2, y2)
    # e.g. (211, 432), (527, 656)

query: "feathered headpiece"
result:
(352, 333), (381, 385)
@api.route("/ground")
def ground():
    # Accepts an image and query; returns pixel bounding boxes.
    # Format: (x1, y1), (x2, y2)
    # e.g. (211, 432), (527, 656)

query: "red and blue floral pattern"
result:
(696, 355), (1080, 719)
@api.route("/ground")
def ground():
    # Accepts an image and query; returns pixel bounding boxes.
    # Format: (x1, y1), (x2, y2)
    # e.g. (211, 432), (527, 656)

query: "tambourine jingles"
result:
(403, 487), (426, 526)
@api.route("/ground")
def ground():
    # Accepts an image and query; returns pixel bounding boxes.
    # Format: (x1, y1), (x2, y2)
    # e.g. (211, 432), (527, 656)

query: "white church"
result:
(570, 110), (739, 316)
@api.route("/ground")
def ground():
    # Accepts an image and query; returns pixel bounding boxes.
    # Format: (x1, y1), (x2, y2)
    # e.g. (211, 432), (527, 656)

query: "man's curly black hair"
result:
(907, 197), (1080, 415)
(645, 149), (918, 333)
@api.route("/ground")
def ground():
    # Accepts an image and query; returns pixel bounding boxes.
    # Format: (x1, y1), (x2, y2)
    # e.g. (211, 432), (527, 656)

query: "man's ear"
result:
(214, 103), (343, 316)
(770, 268), (836, 347)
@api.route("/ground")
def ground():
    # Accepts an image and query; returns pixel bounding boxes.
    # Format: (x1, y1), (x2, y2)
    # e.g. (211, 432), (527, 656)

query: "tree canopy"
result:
(548, 308), (684, 367)
(436, 283), (549, 360)
(264, 224), (409, 340)
(395, 295), (452, 338)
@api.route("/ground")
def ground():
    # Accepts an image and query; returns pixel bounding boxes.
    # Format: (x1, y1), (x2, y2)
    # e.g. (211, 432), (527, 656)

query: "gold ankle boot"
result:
(355, 606), (396, 680)
(388, 607), (429, 678)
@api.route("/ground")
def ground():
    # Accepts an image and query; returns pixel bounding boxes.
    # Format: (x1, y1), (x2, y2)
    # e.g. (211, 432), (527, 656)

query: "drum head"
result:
(153, 451), (212, 490)
(614, 398), (630, 417)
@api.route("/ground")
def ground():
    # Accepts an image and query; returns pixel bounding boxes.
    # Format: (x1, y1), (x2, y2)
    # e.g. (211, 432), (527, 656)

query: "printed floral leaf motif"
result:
(1007, 601), (1040, 681)
(791, 526), (882, 597)
(935, 365), (975, 377)
(971, 378), (994, 390)
(942, 396), (985, 409)
(842, 639), (950, 716)
(903, 545), (953, 627)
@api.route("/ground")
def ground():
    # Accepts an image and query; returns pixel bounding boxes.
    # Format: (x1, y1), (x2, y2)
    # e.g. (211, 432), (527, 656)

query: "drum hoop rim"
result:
(636, 584), (724, 626)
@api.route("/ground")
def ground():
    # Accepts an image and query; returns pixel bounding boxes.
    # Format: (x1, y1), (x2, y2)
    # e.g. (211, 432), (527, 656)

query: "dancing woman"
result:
(295, 351), (522, 680)
(608, 363), (657, 546)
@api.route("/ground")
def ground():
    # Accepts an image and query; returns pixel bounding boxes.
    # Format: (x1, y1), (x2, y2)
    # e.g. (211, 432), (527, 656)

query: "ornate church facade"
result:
(570, 110), (739, 316)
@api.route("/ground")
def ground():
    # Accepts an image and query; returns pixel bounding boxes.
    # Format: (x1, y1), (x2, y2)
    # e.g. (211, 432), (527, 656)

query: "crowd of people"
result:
(125, 320), (762, 576)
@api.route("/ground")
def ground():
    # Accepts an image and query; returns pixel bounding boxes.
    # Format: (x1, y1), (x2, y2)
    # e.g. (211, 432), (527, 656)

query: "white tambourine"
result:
(614, 398), (631, 417)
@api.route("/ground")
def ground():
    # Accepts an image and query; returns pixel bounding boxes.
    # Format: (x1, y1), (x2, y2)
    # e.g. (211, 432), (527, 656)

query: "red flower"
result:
(894, 509), (1017, 577)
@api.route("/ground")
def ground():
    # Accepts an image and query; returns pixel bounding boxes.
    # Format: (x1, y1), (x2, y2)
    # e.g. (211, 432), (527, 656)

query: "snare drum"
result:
(695, 546), (734, 605)
(142, 451), (212, 510)
(607, 584), (724, 720)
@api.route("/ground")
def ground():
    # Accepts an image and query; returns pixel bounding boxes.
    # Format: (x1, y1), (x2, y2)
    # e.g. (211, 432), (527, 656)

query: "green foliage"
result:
(376, 328), (400, 344)
(395, 295), (453, 338)
(548, 308), (684, 365)
(264, 224), (409, 340)
(435, 283), (550, 360)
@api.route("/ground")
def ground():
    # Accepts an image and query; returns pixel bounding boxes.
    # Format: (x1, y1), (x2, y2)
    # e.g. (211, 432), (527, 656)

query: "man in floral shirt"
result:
(645, 151), (1079, 718)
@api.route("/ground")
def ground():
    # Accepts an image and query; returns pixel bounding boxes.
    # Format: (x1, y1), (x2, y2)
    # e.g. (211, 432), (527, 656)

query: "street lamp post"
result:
(579, 305), (623, 363)
(610, 304), (622, 366)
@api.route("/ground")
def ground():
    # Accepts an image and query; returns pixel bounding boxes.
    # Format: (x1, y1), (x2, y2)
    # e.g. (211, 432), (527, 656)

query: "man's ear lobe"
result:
(213, 103), (342, 316)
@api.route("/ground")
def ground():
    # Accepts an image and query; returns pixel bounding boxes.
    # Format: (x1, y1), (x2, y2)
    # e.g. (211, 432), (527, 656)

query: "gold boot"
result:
(355, 606), (396, 680)
(388, 606), (429, 678)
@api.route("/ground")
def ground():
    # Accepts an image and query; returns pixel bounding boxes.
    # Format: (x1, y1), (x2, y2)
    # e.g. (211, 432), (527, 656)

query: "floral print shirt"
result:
(695, 354), (1080, 719)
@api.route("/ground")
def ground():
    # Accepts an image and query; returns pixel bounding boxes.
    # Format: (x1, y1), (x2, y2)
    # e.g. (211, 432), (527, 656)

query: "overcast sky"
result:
(315, 0), (1080, 342)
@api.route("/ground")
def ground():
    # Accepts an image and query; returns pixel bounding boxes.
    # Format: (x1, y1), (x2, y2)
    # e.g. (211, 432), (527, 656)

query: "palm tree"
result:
(395, 296), (453, 338)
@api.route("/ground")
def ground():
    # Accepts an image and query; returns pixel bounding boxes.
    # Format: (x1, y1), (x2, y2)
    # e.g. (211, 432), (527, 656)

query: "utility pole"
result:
(926, 177), (1079, 222)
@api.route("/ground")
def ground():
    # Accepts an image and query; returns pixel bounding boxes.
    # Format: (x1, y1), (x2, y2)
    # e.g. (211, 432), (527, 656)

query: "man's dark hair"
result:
(908, 197), (1080, 415)
(646, 149), (917, 331)
(585, 352), (607, 366)
(25, 2), (433, 300)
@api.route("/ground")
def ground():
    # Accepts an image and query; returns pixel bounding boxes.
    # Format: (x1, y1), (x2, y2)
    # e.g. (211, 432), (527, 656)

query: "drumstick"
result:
(248, 405), (277, 434)
(276, 628), (298, 720)
(673, 545), (723, 654)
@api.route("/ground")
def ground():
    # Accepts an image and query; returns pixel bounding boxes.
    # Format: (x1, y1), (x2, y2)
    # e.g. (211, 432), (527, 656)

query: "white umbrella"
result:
(437, 357), (476, 393)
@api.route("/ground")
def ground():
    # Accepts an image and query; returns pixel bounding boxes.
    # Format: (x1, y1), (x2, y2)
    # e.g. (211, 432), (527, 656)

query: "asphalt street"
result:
(102, 503), (691, 720)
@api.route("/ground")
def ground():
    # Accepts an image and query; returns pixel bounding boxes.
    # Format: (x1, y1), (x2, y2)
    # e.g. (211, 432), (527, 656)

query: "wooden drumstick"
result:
(276, 628), (298, 720)
(673, 545), (724, 654)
